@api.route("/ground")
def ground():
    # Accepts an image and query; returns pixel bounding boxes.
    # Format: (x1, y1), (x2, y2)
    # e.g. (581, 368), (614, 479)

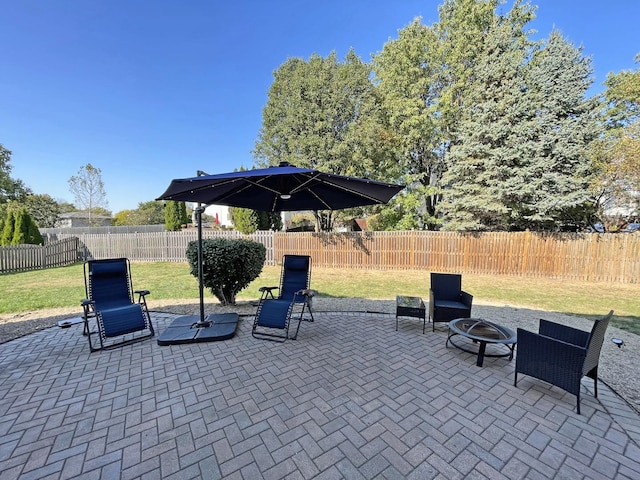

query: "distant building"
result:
(202, 204), (287, 230)
(352, 218), (368, 231)
(202, 205), (234, 227)
(335, 218), (369, 232)
(56, 212), (112, 228)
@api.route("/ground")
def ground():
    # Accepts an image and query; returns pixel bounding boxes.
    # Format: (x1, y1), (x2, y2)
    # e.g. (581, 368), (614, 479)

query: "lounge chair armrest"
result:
(134, 289), (150, 305)
(81, 299), (96, 317)
(461, 291), (473, 307)
(517, 328), (587, 373)
(539, 319), (589, 347)
(297, 289), (316, 297)
(259, 286), (279, 300)
(259, 286), (279, 292)
(292, 289), (314, 303)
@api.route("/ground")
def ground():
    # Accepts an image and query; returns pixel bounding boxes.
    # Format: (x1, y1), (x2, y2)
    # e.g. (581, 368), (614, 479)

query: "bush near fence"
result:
(31, 229), (640, 284)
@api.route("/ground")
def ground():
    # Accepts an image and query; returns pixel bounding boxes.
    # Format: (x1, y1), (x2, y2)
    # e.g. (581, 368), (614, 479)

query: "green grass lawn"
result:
(2, 261), (638, 334)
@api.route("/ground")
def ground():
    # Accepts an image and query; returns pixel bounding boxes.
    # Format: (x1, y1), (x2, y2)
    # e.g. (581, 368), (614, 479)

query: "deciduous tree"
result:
(23, 194), (61, 228)
(372, 18), (443, 229)
(0, 144), (30, 204)
(254, 50), (381, 230)
(371, 0), (516, 229)
(595, 56), (640, 220)
(112, 201), (166, 226)
(68, 164), (108, 226)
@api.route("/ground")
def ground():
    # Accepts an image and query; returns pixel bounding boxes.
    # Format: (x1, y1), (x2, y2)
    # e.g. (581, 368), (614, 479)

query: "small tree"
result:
(186, 238), (266, 306)
(229, 207), (258, 234)
(256, 210), (283, 231)
(164, 201), (184, 231)
(0, 205), (42, 245)
(0, 209), (15, 245)
(179, 201), (189, 225)
(12, 208), (43, 245)
(68, 163), (108, 226)
(230, 207), (283, 233)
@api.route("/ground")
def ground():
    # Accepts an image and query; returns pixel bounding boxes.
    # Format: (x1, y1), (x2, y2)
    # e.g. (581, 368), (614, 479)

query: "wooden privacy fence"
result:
(274, 231), (640, 283)
(0, 237), (80, 273)
(50, 230), (276, 265)
(7, 230), (640, 283)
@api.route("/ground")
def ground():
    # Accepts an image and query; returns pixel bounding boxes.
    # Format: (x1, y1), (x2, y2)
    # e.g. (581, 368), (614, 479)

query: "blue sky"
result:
(2, 0), (639, 214)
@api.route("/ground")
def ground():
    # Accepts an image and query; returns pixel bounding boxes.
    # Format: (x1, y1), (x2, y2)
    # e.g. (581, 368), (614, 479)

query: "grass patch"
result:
(1, 262), (638, 334)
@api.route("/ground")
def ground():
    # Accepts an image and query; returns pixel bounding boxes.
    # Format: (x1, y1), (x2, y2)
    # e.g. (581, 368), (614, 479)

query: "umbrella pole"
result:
(195, 205), (206, 324)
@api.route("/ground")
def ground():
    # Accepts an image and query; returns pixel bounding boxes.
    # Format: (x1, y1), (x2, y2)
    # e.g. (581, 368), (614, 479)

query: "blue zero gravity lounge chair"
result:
(252, 254), (314, 342)
(82, 258), (155, 351)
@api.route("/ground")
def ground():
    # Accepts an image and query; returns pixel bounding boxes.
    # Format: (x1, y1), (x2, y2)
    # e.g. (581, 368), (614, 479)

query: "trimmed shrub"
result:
(186, 238), (266, 306)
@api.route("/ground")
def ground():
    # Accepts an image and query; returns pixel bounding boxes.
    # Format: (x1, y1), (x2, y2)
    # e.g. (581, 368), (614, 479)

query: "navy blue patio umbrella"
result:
(156, 162), (404, 323)
(157, 162), (404, 212)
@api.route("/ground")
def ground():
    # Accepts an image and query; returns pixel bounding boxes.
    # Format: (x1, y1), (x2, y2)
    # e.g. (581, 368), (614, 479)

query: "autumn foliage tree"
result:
(599, 55), (640, 218)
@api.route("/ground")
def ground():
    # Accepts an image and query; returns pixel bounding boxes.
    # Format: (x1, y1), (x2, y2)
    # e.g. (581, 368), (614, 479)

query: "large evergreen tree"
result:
(371, 0), (529, 229)
(522, 30), (599, 229)
(439, 12), (598, 231)
(439, 12), (536, 230)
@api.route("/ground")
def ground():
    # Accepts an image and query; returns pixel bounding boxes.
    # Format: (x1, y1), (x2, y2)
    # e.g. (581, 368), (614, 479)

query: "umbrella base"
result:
(157, 313), (239, 345)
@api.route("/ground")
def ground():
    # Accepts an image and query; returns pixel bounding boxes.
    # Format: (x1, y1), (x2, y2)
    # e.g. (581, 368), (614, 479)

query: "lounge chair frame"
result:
(82, 258), (155, 352)
(252, 255), (313, 342)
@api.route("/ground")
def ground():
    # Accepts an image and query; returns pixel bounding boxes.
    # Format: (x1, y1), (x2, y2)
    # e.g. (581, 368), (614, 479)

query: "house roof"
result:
(59, 212), (112, 220)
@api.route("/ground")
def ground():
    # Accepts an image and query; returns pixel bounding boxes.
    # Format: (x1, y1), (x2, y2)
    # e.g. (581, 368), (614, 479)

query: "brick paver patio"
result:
(1, 310), (639, 479)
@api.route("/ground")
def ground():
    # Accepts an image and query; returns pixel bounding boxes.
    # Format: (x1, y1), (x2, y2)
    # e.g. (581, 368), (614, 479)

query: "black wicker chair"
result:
(514, 310), (613, 414)
(428, 273), (473, 332)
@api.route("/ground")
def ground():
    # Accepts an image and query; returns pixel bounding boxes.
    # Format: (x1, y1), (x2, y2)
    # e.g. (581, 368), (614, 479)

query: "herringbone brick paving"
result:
(0, 310), (639, 479)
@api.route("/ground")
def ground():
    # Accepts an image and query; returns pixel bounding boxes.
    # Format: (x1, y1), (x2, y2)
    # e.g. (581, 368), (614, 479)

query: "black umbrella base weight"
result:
(157, 313), (239, 345)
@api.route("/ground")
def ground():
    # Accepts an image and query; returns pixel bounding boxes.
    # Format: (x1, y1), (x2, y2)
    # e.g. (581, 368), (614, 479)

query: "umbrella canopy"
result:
(156, 162), (404, 324)
(156, 162), (404, 211)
